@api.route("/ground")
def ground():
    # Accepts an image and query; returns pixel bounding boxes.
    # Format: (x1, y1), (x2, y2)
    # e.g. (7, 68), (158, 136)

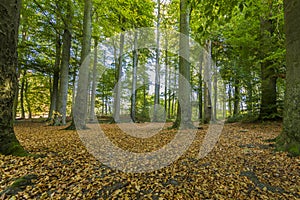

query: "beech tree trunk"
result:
(57, 1), (73, 125)
(259, 2), (277, 119)
(276, 0), (300, 156)
(113, 34), (124, 123)
(153, 0), (161, 122)
(24, 78), (32, 119)
(71, 0), (92, 129)
(131, 32), (138, 122)
(48, 34), (61, 120)
(89, 39), (98, 122)
(0, 0), (27, 156)
(174, 0), (193, 128)
(20, 71), (26, 119)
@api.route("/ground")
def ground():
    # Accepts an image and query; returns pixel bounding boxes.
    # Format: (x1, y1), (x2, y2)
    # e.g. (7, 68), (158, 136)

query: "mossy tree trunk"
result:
(259, 2), (278, 120)
(276, 0), (300, 156)
(0, 0), (27, 156)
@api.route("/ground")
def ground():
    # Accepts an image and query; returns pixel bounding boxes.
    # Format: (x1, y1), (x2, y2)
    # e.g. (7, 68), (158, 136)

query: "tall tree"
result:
(259, 0), (278, 119)
(153, 0), (161, 122)
(57, 0), (73, 125)
(48, 34), (61, 120)
(276, 0), (300, 156)
(71, 0), (92, 129)
(173, 0), (193, 128)
(113, 33), (124, 123)
(89, 39), (98, 122)
(131, 32), (138, 122)
(0, 0), (27, 156)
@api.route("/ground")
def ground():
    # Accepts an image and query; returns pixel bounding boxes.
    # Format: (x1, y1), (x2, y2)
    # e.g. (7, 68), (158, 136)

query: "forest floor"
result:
(0, 120), (299, 199)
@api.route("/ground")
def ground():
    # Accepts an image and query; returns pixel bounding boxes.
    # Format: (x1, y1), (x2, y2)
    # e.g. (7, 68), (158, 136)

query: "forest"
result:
(0, 0), (299, 199)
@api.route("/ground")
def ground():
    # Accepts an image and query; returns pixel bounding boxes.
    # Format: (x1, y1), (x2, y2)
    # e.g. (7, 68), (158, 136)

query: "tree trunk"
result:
(57, 29), (71, 125)
(198, 58), (203, 121)
(131, 32), (138, 122)
(24, 78), (32, 119)
(213, 64), (218, 121)
(20, 71), (26, 119)
(204, 82), (212, 123)
(174, 0), (193, 128)
(276, 0), (300, 156)
(13, 73), (20, 120)
(233, 79), (240, 116)
(113, 34), (124, 123)
(70, 47), (78, 118)
(0, 0), (27, 156)
(48, 34), (61, 120)
(153, 0), (161, 122)
(71, 0), (92, 129)
(259, 2), (277, 119)
(89, 39), (98, 122)
(203, 40), (212, 124)
(247, 78), (253, 115)
(164, 37), (168, 119)
(228, 83), (232, 116)
(57, 2), (72, 125)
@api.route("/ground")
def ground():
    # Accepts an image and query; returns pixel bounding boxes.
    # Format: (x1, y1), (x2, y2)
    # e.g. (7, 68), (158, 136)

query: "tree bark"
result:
(48, 34), (61, 120)
(259, 2), (277, 119)
(113, 34), (124, 123)
(198, 56), (203, 121)
(153, 0), (161, 122)
(174, 0), (193, 128)
(89, 39), (98, 122)
(131, 32), (138, 122)
(164, 37), (168, 119)
(24, 78), (32, 119)
(233, 79), (240, 116)
(20, 71), (26, 119)
(0, 0), (27, 156)
(276, 0), (300, 156)
(57, 1), (73, 125)
(71, 0), (92, 129)
(203, 40), (212, 124)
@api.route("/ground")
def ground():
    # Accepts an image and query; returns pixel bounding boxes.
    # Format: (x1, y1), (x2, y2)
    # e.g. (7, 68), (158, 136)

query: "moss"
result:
(0, 174), (37, 195)
(286, 142), (300, 157)
(1, 142), (28, 157)
(276, 135), (300, 157)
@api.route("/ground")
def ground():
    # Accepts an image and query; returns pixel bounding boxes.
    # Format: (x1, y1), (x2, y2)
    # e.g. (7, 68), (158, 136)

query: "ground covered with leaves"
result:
(0, 120), (299, 199)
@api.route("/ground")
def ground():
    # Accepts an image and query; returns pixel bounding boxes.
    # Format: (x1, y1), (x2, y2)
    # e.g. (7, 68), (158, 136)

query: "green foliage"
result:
(276, 135), (300, 157)
(17, 71), (51, 117)
(226, 113), (258, 123)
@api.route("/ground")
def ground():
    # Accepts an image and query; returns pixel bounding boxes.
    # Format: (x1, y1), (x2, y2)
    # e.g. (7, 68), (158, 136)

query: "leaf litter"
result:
(0, 120), (299, 199)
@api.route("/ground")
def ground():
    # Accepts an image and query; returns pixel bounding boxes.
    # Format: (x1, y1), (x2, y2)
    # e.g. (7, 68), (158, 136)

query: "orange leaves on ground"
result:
(0, 120), (299, 199)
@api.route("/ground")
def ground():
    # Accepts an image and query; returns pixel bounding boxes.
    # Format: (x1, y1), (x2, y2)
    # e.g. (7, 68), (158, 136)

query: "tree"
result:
(57, 0), (73, 125)
(259, 0), (278, 119)
(153, 0), (161, 122)
(71, 0), (92, 130)
(173, 0), (193, 128)
(131, 32), (138, 122)
(276, 0), (300, 156)
(0, 0), (27, 156)
(89, 39), (98, 122)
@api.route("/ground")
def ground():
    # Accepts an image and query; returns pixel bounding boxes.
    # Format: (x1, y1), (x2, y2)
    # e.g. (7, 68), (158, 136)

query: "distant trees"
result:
(10, 0), (289, 126)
